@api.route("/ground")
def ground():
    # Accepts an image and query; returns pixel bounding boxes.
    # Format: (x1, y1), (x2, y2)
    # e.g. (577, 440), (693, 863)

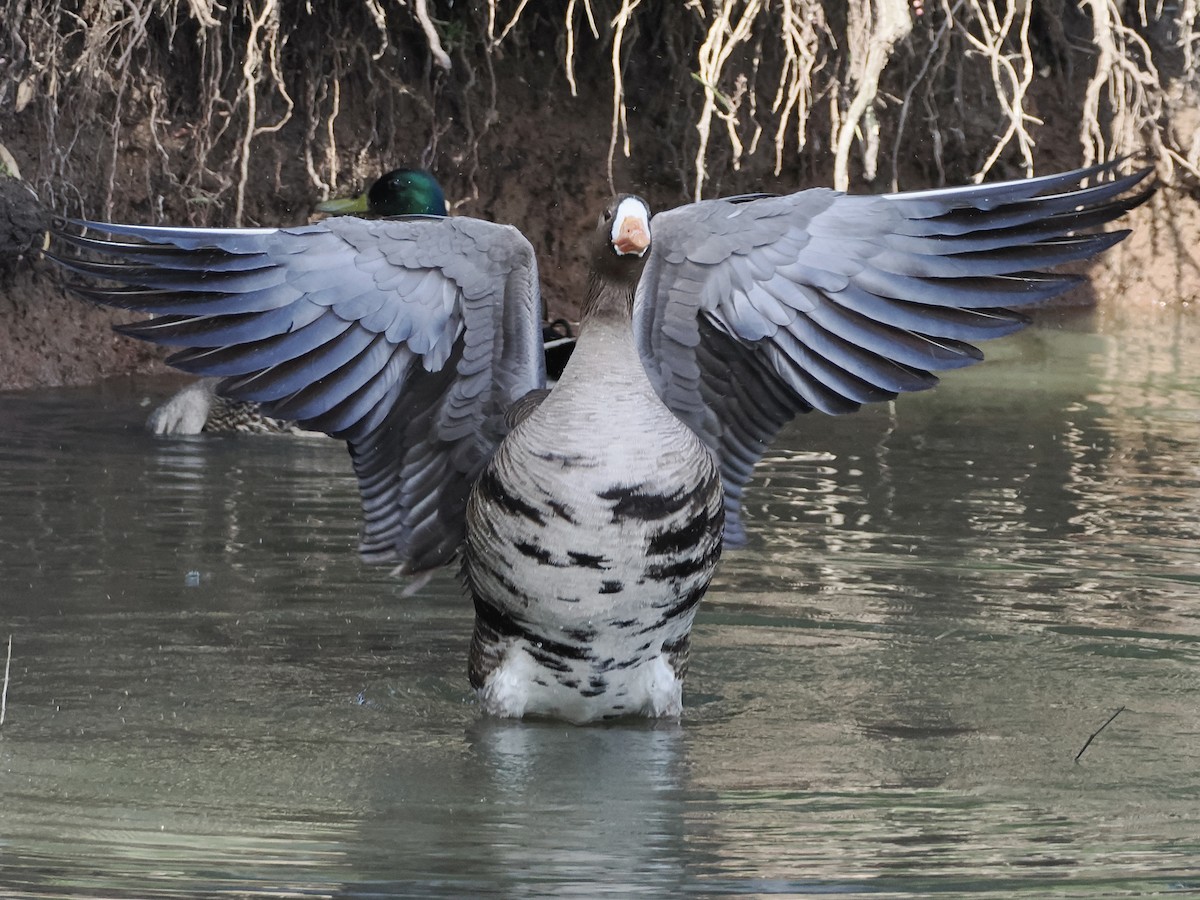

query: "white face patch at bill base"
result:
(611, 197), (651, 257)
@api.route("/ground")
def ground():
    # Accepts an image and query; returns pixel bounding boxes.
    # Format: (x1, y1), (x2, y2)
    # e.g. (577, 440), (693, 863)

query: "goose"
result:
(143, 167), (575, 434)
(49, 161), (1152, 722)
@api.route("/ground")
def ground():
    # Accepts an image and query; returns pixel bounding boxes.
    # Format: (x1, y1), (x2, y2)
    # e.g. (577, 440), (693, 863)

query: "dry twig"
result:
(1075, 705), (1126, 762)
(1, 634), (10, 727)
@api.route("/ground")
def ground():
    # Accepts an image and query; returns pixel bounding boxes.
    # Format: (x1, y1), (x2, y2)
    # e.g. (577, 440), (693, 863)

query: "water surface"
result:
(1, 305), (1198, 897)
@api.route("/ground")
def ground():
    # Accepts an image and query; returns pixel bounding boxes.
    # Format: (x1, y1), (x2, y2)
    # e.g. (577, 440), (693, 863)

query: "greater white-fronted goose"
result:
(49, 161), (1152, 721)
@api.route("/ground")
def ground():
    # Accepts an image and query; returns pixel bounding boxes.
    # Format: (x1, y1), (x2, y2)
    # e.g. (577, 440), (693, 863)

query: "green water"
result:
(0, 304), (1197, 897)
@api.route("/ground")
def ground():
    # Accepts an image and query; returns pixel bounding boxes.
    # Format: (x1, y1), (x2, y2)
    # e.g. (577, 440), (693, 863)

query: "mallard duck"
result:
(145, 168), (575, 434)
(50, 161), (1152, 721)
(313, 166), (448, 218)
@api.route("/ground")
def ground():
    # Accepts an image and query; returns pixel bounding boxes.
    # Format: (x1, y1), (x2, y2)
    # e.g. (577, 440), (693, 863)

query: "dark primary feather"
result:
(635, 160), (1154, 544)
(50, 214), (546, 572)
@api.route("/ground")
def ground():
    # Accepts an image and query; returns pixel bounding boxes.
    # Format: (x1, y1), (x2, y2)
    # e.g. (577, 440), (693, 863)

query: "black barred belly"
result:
(462, 449), (724, 720)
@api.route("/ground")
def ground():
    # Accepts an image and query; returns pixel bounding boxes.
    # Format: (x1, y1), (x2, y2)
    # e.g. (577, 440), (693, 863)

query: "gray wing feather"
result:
(51, 215), (546, 573)
(635, 160), (1153, 545)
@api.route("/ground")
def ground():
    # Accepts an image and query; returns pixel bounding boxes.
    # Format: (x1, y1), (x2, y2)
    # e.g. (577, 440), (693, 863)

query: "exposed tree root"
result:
(1, 0), (1196, 231)
(835, 0), (912, 189)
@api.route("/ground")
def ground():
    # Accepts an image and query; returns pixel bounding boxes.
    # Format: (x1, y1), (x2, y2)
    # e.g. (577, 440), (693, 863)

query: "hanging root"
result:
(605, 0), (645, 191)
(692, 0), (765, 200)
(958, 0), (1039, 180)
(1078, 0), (1198, 180)
(835, 0), (913, 189)
(3, 0), (1195, 230)
(770, 0), (826, 179)
(415, 0), (452, 71)
(233, 0), (295, 224)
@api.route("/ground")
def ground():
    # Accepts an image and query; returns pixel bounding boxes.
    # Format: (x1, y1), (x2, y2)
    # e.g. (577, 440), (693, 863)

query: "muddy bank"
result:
(1, 2), (1198, 391)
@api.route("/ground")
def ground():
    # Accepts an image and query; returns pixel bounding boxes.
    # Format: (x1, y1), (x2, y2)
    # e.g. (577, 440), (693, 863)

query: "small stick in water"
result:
(1, 634), (10, 727)
(1075, 705), (1126, 763)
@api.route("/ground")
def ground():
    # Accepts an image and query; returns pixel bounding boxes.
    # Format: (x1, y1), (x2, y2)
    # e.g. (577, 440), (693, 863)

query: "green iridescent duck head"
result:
(316, 168), (447, 218)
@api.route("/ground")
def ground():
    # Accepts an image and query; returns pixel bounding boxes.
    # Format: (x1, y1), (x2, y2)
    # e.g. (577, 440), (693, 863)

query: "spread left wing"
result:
(635, 161), (1155, 544)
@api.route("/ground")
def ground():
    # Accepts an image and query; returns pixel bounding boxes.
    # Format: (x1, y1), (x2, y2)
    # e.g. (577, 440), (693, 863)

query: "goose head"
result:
(584, 194), (651, 320)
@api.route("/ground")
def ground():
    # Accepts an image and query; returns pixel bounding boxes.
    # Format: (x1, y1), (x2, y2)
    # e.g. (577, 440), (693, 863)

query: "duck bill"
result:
(613, 218), (649, 256)
(315, 192), (370, 215)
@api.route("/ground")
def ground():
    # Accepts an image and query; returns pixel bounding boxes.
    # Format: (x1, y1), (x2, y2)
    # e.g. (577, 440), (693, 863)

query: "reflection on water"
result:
(1, 305), (1198, 897)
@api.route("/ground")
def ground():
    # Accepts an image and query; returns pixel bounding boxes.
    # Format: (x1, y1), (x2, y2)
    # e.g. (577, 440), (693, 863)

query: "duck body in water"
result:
(50, 162), (1153, 721)
(145, 168), (449, 435)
